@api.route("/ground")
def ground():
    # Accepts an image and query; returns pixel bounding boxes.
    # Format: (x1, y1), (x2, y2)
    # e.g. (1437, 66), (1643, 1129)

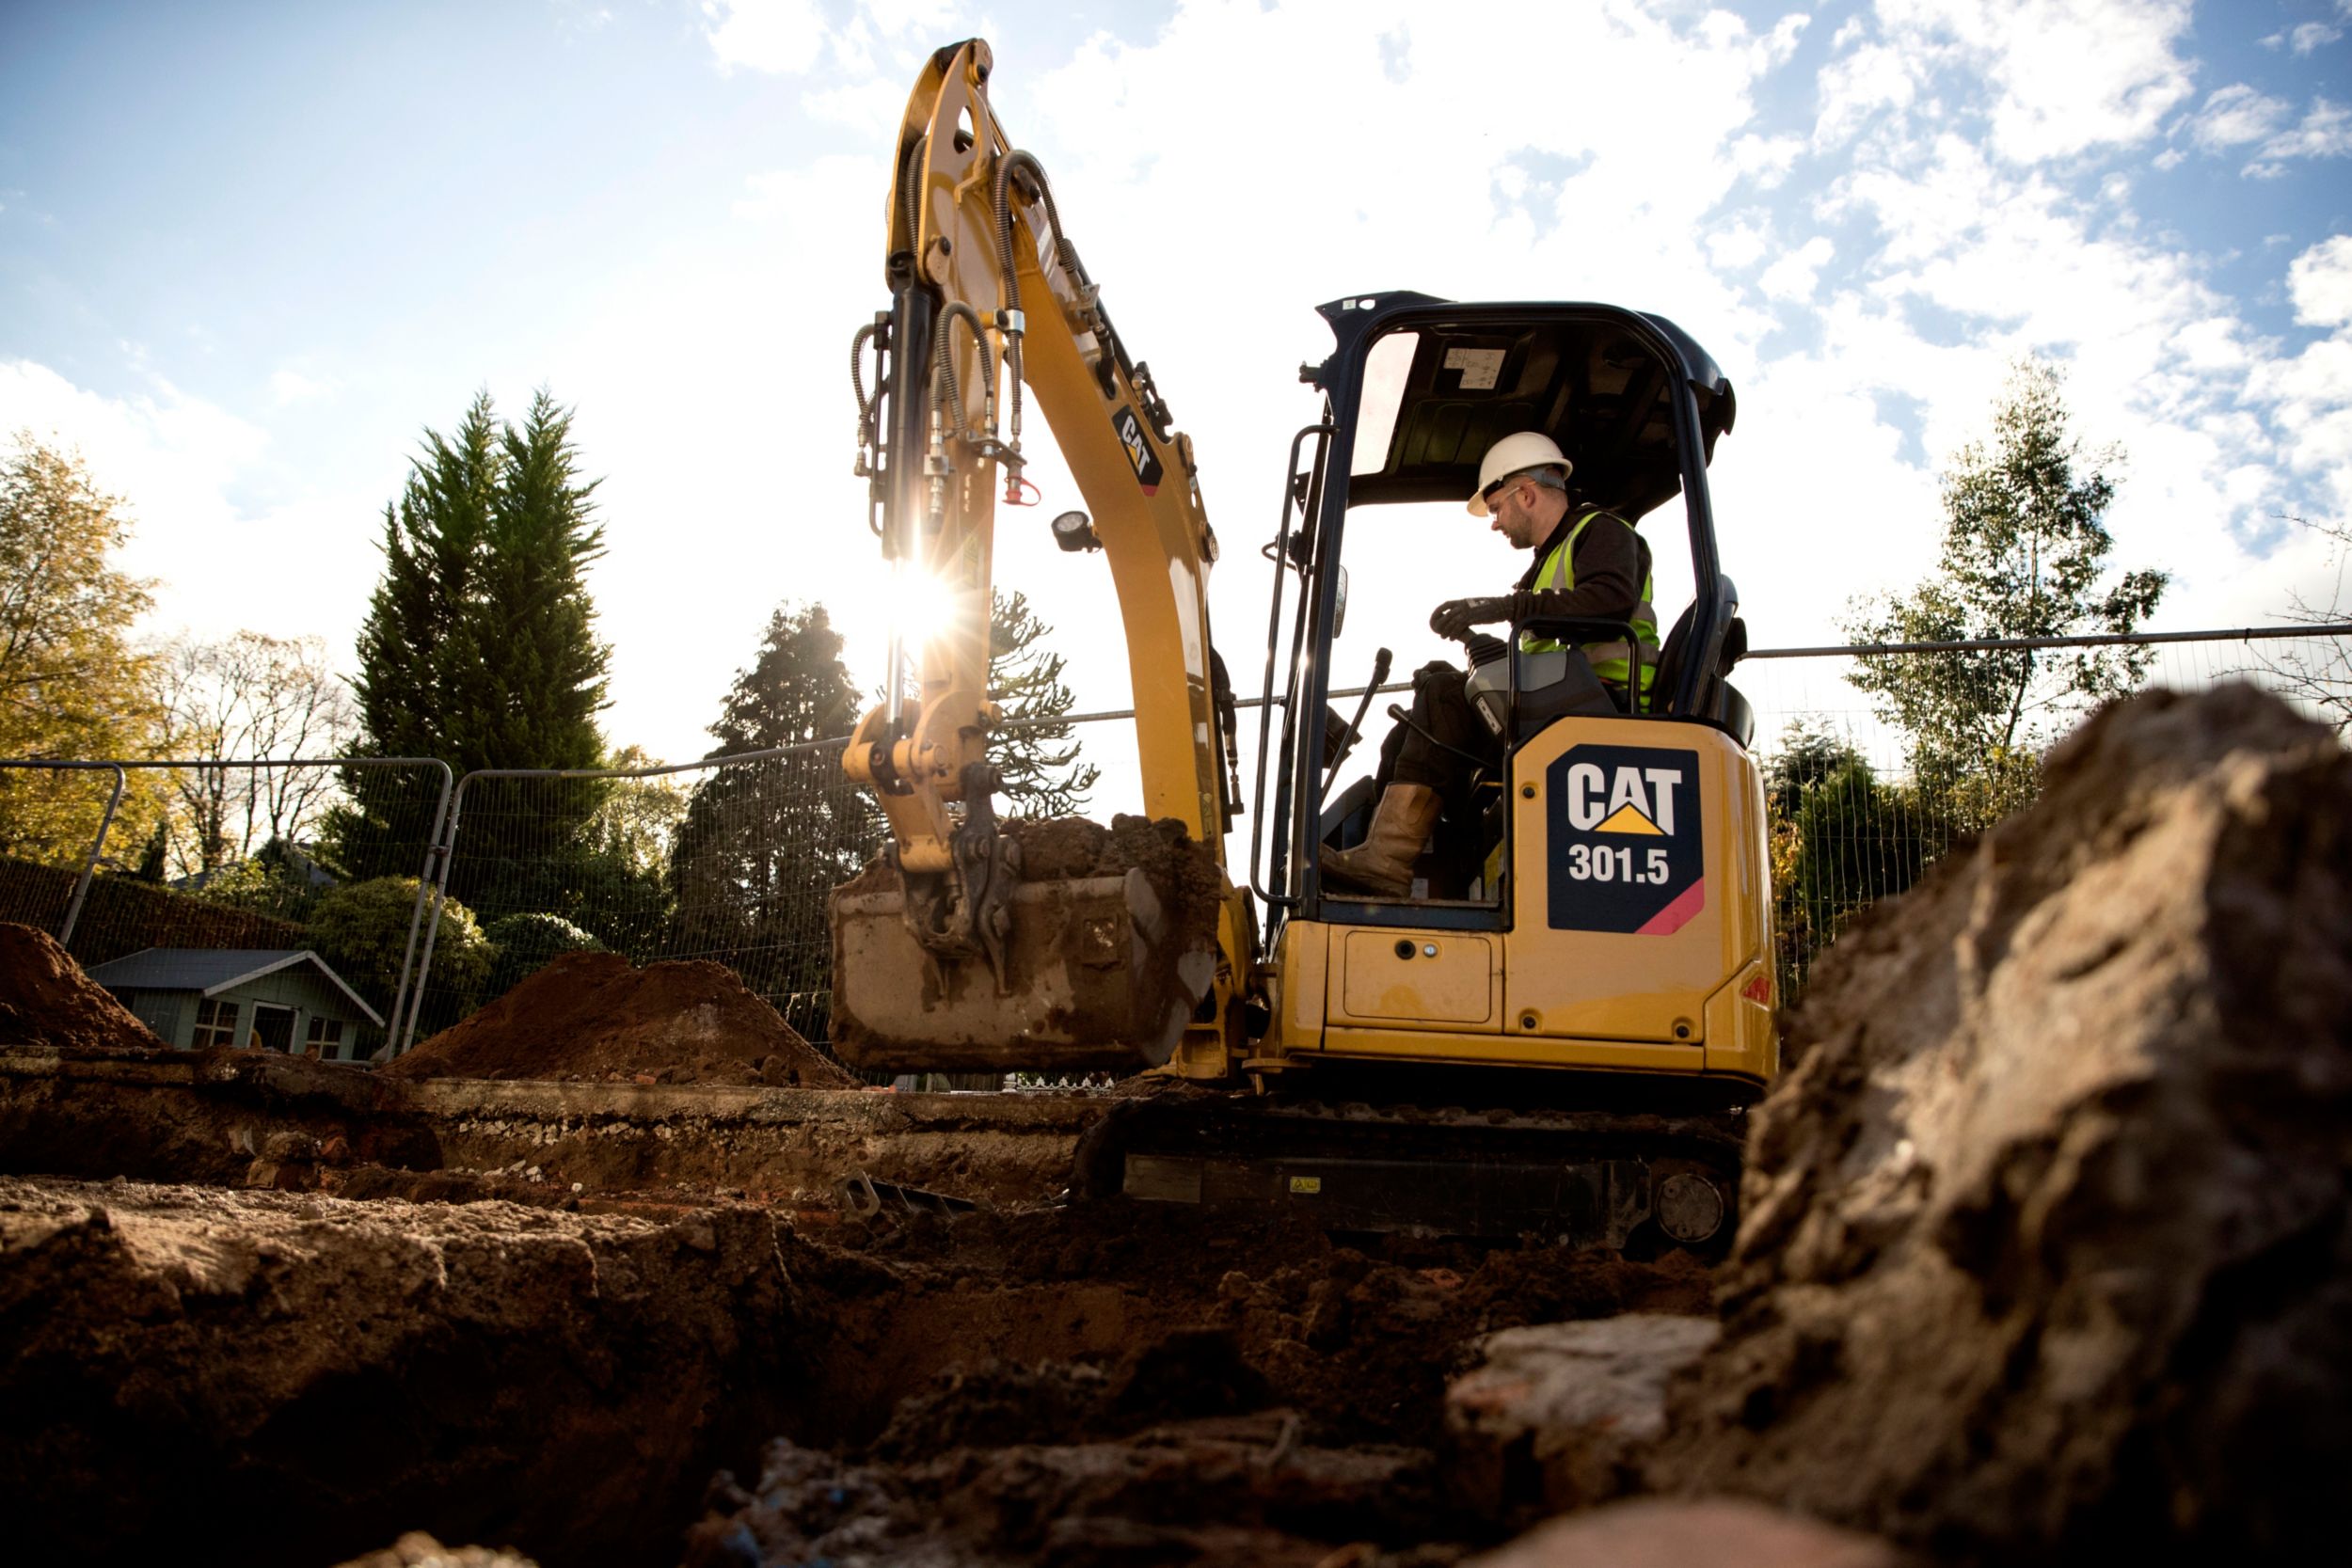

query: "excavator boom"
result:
(829, 40), (1245, 1075)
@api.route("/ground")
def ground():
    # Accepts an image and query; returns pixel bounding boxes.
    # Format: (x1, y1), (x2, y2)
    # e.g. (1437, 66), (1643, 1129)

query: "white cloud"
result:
(1759, 236), (1836, 301)
(2260, 97), (2352, 162)
(2289, 235), (2352, 329)
(2188, 84), (2292, 150)
(0, 357), (385, 653)
(700, 0), (828, 76)
(268, 367), (340, 406)
(2292, 21), (2344, 52)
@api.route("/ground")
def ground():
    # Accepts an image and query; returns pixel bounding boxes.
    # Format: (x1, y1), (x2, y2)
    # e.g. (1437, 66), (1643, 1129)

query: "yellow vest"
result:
(1521, 510), (1660, 695)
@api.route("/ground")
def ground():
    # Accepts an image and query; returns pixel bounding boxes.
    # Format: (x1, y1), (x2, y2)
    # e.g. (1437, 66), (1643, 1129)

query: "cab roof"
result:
(1323, 293), (1736, 521)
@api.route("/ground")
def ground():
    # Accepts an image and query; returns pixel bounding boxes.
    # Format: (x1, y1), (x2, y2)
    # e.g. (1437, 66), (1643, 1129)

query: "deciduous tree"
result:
(0, 435), (165, 864)
(155, 630), (357, 875)
(1843, 359), (2165, 828)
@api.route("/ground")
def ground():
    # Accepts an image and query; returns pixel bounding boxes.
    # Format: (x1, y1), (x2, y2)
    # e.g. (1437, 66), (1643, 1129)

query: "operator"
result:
(1320, 431), (1658, 897)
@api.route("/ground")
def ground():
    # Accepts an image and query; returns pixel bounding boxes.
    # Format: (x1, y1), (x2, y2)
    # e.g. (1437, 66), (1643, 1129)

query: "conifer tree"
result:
(988, 588), (1098, 818)
(326, 391), (612, 900)
(667, 603), (879, 1039)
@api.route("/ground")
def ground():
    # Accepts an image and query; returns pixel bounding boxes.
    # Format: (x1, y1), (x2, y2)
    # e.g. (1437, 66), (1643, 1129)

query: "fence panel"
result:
(1743, 632), (2350, 1000)
(403, 744), (880, 1053)
(0, 756), (451, 1064)
(179, 626), (2336, 1058)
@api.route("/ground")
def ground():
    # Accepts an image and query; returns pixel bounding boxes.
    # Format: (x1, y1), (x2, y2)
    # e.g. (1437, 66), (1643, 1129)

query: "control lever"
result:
(1318, 646), (1392, 809)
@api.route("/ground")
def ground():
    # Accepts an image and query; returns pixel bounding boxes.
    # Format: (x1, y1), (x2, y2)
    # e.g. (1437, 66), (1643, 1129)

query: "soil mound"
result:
(384, 951), (857, 1087)
(1650, 687), (2352, 1558)
(0, 922), (163, 1052)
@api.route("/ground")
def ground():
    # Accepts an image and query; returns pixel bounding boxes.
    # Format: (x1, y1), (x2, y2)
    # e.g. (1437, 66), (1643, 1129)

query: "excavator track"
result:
(1070, 1087), (1747, 1252)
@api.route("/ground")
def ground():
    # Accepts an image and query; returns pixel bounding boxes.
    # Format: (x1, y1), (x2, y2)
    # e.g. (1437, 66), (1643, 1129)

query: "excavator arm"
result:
(830, 40), (1245, 1077)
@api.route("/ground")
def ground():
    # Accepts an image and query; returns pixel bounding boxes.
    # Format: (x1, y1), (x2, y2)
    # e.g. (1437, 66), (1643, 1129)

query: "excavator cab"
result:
(1245, 293), (1773, 1106)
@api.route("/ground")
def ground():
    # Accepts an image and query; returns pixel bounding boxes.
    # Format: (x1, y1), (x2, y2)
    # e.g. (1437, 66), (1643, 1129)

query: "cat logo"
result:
(1110, 405), (1164, 494)
(1544, 745), (1705, 935)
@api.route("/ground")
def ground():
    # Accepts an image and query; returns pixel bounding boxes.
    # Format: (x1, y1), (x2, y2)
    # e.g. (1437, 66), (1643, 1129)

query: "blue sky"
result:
(4, 0), (2349, 796)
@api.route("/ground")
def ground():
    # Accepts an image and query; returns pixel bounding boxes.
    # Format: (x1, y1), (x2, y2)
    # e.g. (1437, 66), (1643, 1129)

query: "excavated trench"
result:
(0, 931), (1708, 1568)
(0, 1065), (1708, 1568)
(10, 686), (2347, 1567)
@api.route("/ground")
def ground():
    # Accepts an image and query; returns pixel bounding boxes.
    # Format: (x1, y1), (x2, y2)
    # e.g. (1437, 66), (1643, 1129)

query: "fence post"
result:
(383, 762), (455, 1062)
(395, 770), (473, 1056)
(57, 765), (126, 951)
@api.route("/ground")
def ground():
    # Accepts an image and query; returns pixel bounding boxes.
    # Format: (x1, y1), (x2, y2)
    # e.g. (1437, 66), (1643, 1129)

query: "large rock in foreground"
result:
(1652, 688), (2351, 1558)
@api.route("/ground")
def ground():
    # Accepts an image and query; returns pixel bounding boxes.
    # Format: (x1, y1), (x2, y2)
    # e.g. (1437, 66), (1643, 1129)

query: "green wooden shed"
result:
(84, 948), (385, 1063)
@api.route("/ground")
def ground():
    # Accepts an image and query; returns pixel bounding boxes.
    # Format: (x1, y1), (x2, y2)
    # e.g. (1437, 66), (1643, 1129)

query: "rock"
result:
(1467, 1497), (1905, 1568)
(335, 1532), (540, 1568)
(1445, 1315), (1720, 1519)
(1649, 688), (2352, 1559)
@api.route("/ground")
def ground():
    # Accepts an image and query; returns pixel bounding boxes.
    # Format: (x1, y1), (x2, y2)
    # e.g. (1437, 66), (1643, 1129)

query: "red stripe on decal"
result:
(1636, 878), (1706, 936)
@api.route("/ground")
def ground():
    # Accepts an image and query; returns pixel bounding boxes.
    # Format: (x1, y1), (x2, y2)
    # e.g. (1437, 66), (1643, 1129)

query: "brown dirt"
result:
(678, 1201), (1714, 1566)
(381, 951), (858, 1087)
(1648, 686), (2352, 1560)
(0, 922), (163, 1052)
(0, 1177), (803, 1568)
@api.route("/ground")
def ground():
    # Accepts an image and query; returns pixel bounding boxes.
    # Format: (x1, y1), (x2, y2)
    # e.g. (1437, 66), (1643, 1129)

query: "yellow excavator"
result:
(830, 40), (1775, 1249)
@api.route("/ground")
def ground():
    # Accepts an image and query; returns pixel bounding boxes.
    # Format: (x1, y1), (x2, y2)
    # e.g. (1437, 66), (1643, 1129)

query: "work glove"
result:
(1429, 595), (1515, 640)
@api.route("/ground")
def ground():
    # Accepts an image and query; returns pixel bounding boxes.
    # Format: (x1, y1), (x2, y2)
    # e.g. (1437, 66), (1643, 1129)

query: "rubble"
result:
(1648, 687), (2352, 1558)
(1445, 1316), (1720, 1522)
(0, 921), (163, 1052)
(384, 951), (859, 1088)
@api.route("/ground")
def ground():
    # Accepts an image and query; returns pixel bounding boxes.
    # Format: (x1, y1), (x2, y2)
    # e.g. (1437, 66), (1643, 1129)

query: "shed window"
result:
(307, 1016), (344, 1060)
(192, 998), (239, 1049)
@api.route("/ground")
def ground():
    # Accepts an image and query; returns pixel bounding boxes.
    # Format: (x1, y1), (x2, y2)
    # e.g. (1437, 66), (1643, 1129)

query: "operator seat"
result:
(1653, 599), (1755, 746)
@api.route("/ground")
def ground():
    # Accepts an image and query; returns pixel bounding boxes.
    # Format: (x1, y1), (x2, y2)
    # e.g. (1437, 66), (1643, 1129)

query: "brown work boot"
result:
(1320, 784), (1442, 896)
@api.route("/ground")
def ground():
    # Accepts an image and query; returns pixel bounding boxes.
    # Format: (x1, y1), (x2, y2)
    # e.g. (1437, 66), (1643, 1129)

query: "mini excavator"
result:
(830, 40), (1775, 1250)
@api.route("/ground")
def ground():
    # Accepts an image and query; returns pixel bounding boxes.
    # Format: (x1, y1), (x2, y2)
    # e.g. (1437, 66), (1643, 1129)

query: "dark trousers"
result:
(1374, 661), (1500, 823)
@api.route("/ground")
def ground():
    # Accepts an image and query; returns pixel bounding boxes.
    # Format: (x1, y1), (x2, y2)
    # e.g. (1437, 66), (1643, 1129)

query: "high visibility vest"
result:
(1521, 509), (1660, 696)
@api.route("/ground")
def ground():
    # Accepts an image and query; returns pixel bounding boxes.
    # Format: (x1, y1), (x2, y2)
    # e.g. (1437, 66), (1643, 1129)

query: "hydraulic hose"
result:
(989, 150), (1089, 475)
(930, 300), (997, 447)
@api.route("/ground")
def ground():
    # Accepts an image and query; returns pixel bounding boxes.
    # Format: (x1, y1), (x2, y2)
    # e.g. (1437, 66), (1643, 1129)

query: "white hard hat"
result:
(1468, 431), (1572, 516)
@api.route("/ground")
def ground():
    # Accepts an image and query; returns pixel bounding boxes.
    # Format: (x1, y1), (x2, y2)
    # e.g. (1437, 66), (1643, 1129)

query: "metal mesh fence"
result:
(13, 630), (2344, 1061)
(401, 746), (880, 1052)
(0, 757), (451, 1062)
(1739, 633), (2350, 1000)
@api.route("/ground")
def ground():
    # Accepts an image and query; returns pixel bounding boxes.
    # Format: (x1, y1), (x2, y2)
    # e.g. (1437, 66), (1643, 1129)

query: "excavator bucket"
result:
(829, 868), (1217, 1074)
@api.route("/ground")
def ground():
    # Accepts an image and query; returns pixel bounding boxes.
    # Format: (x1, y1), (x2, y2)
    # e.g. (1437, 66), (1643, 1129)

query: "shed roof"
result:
(85, 948), (384, 1027)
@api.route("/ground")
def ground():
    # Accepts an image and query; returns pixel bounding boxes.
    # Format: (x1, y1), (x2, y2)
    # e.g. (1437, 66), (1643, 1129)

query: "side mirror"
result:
(1333, 566), (1349, 638)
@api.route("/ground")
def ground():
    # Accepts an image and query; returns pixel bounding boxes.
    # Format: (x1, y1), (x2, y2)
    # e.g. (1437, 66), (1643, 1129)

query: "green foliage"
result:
(1844, 359), (2166, 832)
(309, 875), (492, 1019)
(1763, 722), (1933, 1001)
(0, 435), (167, 863)
(185, 839), (331, 924)
(669, 603), (879, 1037)
(483, 911), (604, 999)
(326, 391), (612, 898)
(989, 588), (1098, 818)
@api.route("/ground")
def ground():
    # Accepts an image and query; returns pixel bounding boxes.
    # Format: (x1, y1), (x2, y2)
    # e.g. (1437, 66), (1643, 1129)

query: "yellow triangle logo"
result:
(1595, 803), (1665, 835)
